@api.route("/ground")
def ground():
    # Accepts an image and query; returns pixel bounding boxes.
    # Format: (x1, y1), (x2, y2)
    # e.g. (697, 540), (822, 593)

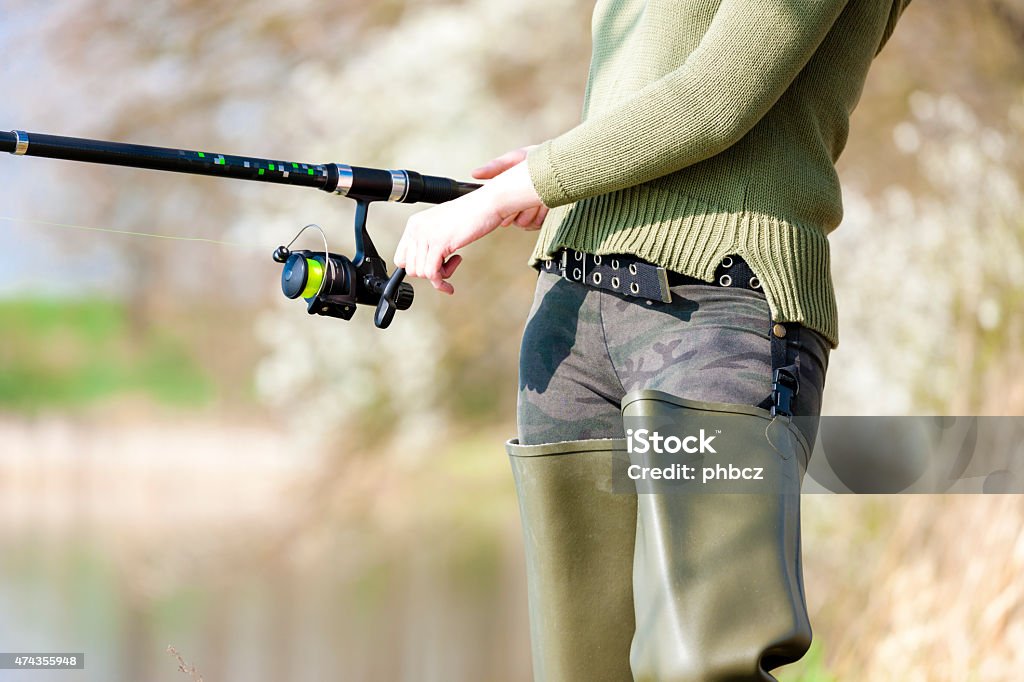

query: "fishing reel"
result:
(272, 199), (414, 329)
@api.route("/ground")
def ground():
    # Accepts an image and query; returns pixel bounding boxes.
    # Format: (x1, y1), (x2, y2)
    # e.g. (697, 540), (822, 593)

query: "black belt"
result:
(540, 248), (799, 417)
(539, 249), (764, 303)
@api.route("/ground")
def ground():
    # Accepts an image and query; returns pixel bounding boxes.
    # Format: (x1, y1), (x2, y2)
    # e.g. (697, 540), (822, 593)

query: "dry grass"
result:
(800, 495), (1024, 681)
(166, 646), (204, 682)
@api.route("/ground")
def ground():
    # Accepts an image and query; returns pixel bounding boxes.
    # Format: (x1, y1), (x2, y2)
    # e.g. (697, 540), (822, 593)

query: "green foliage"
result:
(0, 298), (213, 411)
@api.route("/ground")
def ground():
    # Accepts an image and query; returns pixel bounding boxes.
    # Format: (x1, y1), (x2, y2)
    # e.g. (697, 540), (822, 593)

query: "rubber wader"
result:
(506, 438), (638, 682)
(623, 390), (813, 682)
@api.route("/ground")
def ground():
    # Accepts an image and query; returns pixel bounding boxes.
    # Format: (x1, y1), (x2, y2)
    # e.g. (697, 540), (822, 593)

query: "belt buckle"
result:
(654, 265), (671, 303)
(625, 257), (671, 304)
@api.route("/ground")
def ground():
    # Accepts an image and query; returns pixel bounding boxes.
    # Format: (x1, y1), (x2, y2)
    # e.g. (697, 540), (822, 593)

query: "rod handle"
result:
(404, 172), (482, 204)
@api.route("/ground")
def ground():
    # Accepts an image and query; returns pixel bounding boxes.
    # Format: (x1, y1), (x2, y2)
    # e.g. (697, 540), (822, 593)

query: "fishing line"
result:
(0, 214), (251, 248)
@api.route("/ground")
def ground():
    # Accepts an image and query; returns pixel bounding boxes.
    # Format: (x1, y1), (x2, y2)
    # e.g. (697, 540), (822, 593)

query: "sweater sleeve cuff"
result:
(527, 141), (572, 208)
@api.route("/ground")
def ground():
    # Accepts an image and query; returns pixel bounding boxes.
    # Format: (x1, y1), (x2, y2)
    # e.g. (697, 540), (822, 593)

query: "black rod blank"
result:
(2, 129), (481, 204)
(1, 131), (18, 153)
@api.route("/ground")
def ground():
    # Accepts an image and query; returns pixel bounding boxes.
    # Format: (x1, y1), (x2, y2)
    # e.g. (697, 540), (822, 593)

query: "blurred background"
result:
(0, 0), (1022, 679)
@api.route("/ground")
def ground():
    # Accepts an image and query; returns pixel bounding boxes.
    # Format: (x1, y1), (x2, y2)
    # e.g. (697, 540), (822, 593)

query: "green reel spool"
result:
(281, 254), (326, 300)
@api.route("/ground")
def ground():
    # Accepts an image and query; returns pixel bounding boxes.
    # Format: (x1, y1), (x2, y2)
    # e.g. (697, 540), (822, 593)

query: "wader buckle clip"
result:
(771, 367), (799, 417)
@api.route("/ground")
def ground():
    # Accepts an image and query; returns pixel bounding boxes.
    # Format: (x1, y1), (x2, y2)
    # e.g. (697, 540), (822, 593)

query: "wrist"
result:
(486, 161), (545, 217)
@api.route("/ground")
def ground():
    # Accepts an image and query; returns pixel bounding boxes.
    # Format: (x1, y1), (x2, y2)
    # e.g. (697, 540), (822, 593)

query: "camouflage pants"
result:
(517, 269), (831, 445)
(514, 266), (832, 681)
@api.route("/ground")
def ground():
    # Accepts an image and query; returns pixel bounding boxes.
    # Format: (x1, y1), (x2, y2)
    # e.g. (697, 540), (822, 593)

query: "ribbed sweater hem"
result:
(528, 187), (839, 348)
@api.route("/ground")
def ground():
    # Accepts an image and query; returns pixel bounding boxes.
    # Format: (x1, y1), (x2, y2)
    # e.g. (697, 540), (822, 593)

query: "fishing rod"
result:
(1, 129), (482, 329)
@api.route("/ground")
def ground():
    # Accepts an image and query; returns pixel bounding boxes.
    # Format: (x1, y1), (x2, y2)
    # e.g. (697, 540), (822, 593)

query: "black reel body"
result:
(277, 249), (413, 322)
(273, 200), (414, 328)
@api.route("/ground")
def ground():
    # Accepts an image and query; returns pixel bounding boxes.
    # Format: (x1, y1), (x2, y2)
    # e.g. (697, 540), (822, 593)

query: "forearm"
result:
(528, 0), (850, 207)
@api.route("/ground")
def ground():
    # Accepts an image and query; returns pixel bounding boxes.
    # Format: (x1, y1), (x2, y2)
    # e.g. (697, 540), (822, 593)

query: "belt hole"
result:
(630, 282), (640, 294)
(575, 251), (584, 261)
(611, 259), (619, 270)
(721, 256), (734, 268)
(593, 255), (602, 265)
(592, 273), (602, 285)
(719, 274), (732, 287)
(749, 276), (760, 289)
(611, 276), (620, 288)
(573, 268), (582, 280)
(629, 264), (638, 275)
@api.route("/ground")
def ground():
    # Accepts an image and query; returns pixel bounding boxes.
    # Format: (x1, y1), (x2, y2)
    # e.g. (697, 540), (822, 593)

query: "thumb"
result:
(472, 148), (529, 179)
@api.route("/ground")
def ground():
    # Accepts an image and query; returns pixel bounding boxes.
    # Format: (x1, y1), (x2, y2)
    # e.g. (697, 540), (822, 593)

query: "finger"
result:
(534, 206), (550, 226)
(426, 244), (456, 295)
(393, 237), (407, 268)
(472, 148), (528, 179)
(425, 242), (444, 283)
(516, 206), (540, 227)
(395, 219), (416, 268)
(440, 254), (463, 279)
(502, 147), (529, 164)
(500, 213), (516, 227)
(471, 161), (511, 180)
(406, 236), (421, 279)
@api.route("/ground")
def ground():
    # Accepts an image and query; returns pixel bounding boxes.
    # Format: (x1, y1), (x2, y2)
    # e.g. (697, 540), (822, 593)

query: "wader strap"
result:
(767, 322), (801, 417)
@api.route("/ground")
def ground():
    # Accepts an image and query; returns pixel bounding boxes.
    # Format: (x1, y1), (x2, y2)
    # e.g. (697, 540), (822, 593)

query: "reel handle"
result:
(374, 268), (407, 329)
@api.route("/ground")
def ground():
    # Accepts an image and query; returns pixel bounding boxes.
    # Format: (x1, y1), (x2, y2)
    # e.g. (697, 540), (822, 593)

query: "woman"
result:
(395, 1), (912, 679)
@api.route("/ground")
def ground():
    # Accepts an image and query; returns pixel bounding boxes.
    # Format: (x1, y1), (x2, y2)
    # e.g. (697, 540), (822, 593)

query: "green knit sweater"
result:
(527, 0), (912, 348)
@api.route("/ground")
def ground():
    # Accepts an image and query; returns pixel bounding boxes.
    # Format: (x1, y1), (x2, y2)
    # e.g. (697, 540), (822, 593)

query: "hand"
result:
(472, 147), (549, 230)
(394, 159), (546, 295)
